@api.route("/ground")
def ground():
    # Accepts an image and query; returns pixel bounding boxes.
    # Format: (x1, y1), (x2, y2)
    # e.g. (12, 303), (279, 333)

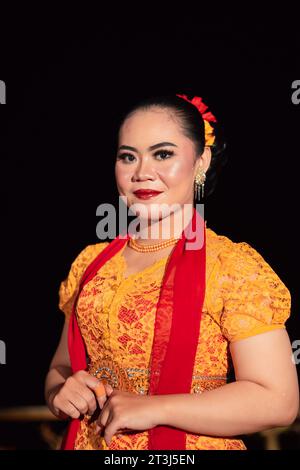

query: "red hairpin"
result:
(176, 94), (217, 123)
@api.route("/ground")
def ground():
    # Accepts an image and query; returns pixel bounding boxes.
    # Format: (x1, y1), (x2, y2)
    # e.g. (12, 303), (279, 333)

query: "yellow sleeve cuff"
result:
(230, 324), (286, 343)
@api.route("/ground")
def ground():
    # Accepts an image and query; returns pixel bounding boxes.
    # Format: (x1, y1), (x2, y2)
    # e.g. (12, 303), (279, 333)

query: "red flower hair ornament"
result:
(176, 93), (217, 146)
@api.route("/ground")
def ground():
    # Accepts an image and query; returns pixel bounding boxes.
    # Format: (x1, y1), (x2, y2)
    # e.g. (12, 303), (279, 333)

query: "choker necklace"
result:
(128, 236), (180, 253)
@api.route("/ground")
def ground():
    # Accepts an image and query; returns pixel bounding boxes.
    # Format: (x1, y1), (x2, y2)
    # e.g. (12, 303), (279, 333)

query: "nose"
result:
(132, 156), (155, 182)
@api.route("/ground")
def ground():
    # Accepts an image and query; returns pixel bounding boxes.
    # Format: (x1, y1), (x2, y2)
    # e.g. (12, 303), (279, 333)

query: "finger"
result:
(104, 418), (120, 447)
(97, 383), (114, 410)
(59, 400), (81, 419)
(97, 401), (111, 429)
(100, 382), (116, 408)
(76, 371), (103, 391)
(66, 378), (99, 416)
(94, 381), (107, 409)
(53, 393), (80, 420)
(105, 383), (114, 396)
(94, 381), (106, 398)
(56, 375), (99, 418)
(76, 387), (98, 416)
(95, 422), (105, 434)
(95, 423), (101, 433)
(69, 392), (91, 415)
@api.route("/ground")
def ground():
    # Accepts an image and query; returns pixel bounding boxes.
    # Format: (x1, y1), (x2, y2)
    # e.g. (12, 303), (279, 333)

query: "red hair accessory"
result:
(176, 93), (217, 145)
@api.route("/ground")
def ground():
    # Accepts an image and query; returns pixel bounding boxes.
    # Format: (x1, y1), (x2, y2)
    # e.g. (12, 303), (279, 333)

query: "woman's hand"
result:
(51, 370), (113, 419)
(96, 390), (163, 446)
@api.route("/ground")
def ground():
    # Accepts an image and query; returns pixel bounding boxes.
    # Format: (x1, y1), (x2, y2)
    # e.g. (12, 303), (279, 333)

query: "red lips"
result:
(133, 189), (163, 199)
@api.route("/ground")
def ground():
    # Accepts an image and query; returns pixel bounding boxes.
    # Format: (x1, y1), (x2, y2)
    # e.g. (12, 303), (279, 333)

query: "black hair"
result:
(115, 93), (228, 200)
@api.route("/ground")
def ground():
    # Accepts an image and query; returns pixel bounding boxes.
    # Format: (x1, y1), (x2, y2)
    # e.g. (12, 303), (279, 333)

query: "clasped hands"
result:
(52, 370), (162, 446)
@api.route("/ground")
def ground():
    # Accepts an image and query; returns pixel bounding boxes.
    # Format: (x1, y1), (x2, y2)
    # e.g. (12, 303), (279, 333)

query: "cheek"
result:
(160, 160), (192, 185)
(115, 166), (131, 189)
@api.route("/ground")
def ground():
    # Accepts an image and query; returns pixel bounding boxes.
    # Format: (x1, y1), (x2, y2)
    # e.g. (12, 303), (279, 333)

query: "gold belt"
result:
(87, 357), (228, 395)
(88, 357), (150, 394)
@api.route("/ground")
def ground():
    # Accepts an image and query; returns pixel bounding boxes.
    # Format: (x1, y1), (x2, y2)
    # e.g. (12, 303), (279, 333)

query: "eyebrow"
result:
(118, 141), (178, 152)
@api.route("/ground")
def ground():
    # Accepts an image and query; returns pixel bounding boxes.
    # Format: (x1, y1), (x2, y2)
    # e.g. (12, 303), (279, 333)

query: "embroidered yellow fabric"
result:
(58, 227), (291, 450)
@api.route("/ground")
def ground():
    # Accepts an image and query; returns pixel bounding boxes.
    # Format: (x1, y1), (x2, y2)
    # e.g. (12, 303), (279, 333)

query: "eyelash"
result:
(117, 149), (175, 163)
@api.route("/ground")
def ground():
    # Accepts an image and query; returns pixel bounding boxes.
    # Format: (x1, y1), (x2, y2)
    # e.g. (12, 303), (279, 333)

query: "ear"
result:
(194, 146), (212, 177)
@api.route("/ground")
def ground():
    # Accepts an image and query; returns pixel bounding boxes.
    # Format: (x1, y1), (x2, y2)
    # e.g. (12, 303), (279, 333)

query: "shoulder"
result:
(206, 225), (234, 255)
(58, 241), (110, 320)
(205, 226), (249, 272)
(68, 241), (110, 274)
(206, 225), (287, 283)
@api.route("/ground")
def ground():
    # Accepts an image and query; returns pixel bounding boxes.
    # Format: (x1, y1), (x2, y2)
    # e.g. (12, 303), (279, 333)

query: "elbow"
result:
(278, 405), (299, 427)
(273, 393), (299, 428)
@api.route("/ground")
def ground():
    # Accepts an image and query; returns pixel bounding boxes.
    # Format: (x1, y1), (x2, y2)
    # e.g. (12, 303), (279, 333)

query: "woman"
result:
(45, 94), (299, 450)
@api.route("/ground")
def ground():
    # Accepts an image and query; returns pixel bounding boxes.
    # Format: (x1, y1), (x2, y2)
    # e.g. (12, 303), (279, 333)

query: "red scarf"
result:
(60, 206), (206, 450)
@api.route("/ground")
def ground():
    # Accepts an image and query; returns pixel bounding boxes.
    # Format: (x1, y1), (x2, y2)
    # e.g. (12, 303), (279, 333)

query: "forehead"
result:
(119, 108), (184, 144)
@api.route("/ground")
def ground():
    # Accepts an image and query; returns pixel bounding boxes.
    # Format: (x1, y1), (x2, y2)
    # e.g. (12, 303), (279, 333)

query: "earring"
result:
(194, 168), (206, 201)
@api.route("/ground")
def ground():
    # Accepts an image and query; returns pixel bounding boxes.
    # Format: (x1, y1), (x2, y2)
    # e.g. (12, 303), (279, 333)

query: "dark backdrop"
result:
(0, 9), (299, 407)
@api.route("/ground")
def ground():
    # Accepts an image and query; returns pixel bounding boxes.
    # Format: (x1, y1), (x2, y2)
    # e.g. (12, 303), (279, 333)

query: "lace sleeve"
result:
(58, 242), (109, 320)
(217, 241), (291, 343)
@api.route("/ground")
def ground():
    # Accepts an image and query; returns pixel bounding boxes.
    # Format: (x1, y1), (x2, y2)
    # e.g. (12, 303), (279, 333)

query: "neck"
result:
(132, 205), (194, 246)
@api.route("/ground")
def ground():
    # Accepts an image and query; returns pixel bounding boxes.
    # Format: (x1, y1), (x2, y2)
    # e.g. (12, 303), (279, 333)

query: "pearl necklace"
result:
(128, 236), (180, 252)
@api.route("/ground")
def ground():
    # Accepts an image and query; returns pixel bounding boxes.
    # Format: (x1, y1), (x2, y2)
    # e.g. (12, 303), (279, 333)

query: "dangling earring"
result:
(194, 168), (206, 201)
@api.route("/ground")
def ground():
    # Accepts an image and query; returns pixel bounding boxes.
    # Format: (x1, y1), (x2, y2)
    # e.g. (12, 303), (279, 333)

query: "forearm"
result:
(155, 380), (289, 436)
(45, 365), (72, 417)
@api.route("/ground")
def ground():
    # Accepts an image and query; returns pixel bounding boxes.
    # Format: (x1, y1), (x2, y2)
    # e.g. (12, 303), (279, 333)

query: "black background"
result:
(0, 7), (299, 408)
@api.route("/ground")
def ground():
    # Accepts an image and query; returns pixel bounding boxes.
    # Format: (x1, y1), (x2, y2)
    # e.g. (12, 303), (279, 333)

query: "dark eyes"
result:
(116, 149), (175, 163)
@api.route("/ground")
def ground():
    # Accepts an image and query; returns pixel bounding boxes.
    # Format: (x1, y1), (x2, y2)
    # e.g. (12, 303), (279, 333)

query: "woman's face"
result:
(115, 107), (211, 221)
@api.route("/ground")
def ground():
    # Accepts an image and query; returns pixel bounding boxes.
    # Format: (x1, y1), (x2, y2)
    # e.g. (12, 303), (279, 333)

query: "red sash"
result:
(60, 207), (206, 450)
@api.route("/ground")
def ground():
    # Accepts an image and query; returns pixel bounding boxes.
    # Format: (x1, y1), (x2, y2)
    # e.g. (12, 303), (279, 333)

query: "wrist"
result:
(47, 383), (65, 419)
(150, 395), (172, 427)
